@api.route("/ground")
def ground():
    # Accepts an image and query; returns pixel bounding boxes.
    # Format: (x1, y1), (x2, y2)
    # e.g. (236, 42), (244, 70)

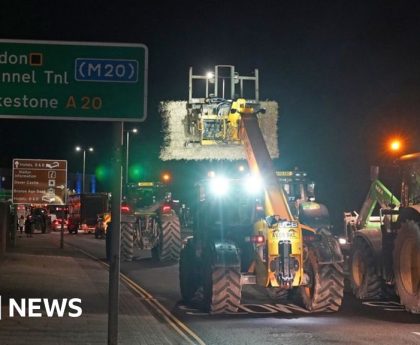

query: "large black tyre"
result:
(350, 238), (383, 299)
(393, 220), (420, 314)
(203, 265), (242, 314)
(153, 213), (181, 263)
(266, 287), (290, 301)
(295, 246), (344, 312)
(179, 241), (199, 303)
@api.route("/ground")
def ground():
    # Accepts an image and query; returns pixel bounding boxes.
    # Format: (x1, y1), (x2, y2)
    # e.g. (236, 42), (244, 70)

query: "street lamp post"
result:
(76, 146), (94, 193)
(125, 128), (138, 188)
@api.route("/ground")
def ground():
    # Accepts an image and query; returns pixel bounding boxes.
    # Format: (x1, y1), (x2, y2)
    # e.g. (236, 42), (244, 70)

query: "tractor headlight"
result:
(338, 237), (347, 245)
(209, 176), (229, 196)
(244, 175), (263, 195)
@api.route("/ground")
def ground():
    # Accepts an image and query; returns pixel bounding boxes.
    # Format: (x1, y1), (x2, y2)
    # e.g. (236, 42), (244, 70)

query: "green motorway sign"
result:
(0, 39), (148, 121)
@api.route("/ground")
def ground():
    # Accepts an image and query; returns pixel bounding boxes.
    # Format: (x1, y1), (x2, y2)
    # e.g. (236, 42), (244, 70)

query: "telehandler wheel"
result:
(179, 241), (199, 303)
(152, 213), (181, 263)
(350, 238), (383, 299)
(266, 287), (289, 301)
(296, 246), (344, 312)
(203, 265), (242, 314)
(393, 220), (420, 314)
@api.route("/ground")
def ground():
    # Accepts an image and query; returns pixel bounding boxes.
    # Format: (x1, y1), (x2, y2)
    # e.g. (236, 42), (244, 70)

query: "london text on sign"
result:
(0, 40), (148, 121)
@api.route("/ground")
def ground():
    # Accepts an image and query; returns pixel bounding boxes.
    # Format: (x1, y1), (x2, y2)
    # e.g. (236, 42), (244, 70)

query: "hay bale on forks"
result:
(159, 101), (279, 161)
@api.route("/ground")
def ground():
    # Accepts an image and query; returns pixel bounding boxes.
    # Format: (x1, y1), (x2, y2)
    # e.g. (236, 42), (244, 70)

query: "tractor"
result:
(343, 152), (419, 313)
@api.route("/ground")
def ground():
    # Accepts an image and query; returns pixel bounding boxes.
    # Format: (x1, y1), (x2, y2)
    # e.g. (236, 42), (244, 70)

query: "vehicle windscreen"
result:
(205, 188), (260, 227)
(128, 186), (167, 208)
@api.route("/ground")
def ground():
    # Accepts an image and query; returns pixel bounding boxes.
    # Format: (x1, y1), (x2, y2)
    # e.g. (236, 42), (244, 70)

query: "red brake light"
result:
(121, 206), (131, 213)
(246, 235), (265, 244)
(303, 235), (316, 242)
(162, 204), (172, 213)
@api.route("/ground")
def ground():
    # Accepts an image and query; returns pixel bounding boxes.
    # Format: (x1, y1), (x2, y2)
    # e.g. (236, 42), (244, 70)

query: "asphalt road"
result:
(61, 232), (420, 345)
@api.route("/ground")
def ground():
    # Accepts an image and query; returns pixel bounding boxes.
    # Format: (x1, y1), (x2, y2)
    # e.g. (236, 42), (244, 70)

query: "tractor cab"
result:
(398, 153), (420, 225)
(193, 176), (264, 240)
(126, 182), (170, 210)
(276, 169), (331, 231)
(276, 170), (315, 203)
(399, 153), (420, 208)
(196, 176), (264, 229)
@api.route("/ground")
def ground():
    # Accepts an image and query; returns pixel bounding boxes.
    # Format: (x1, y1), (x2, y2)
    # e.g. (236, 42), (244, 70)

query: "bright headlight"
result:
(209, 176), (229, 196)
(244, 175), (263, 194)
(338, 237), (347, 245)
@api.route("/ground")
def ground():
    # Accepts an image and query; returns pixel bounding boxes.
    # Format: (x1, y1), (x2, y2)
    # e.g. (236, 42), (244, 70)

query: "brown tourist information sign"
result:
(12, 158), (67, 205)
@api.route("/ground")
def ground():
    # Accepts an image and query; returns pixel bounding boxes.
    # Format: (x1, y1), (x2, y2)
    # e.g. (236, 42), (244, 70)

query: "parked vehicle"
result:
(30, 207), (49, 233)
(67, 193), (109, 234)
(51, 218), (68, 232)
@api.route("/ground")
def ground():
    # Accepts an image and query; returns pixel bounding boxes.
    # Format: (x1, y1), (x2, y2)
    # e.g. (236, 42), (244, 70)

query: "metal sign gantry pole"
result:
(108, 122), (123, 345)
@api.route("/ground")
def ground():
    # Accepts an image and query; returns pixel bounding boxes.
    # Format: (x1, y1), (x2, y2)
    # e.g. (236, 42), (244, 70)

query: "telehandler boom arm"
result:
(240, 112), (294, 220)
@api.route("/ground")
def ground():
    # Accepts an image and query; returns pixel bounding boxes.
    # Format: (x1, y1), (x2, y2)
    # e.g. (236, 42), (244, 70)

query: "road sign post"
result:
(108, 122), (123, 345)
(3, 39), (148, 345)
(0, 39), (148, 121)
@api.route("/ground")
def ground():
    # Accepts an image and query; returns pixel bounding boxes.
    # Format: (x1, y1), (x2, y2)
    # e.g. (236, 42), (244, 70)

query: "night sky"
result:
(0, 0), (419, 230)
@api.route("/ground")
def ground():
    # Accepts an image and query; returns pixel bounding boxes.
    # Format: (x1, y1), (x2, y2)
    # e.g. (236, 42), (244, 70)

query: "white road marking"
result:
(412, 332), (420, 336)
(362, 301), (405, 311)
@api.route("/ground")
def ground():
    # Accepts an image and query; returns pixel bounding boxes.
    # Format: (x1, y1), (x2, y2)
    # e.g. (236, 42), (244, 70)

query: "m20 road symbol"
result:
(75, 58), (138, 83)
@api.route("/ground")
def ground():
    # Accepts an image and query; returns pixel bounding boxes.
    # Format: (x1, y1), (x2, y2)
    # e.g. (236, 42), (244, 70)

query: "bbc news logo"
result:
(0, 296), (82, 318)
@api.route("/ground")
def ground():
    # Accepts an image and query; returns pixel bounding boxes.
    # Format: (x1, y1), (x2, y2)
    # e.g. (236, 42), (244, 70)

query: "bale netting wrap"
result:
(159, 100), (279, 161)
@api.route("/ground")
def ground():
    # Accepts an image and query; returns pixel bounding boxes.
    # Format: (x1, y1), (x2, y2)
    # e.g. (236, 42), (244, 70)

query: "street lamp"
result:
(125, 128), (138, 187)
(75, 146), (94, 193)
(389, 139), (402, 153)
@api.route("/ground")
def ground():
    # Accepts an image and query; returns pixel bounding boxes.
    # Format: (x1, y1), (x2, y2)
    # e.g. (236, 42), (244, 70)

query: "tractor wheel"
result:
(350, 238), (383, 299)
(179, 241), (199, 303)
(153, 213), (181, 263)
(393, 220), (420, 314)
(203, 265), (242, 314)
(266, 287), (289, 301)
(295, 246), (344, 312)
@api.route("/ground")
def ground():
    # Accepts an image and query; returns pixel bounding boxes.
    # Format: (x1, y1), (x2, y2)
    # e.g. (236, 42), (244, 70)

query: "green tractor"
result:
(343, 153), (420, 313)
(126, 182), (182, 263)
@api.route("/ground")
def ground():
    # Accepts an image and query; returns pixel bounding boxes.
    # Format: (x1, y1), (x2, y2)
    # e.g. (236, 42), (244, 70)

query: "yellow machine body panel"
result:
(266, 221), (303, 287)
(238, 108), (308, 288)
